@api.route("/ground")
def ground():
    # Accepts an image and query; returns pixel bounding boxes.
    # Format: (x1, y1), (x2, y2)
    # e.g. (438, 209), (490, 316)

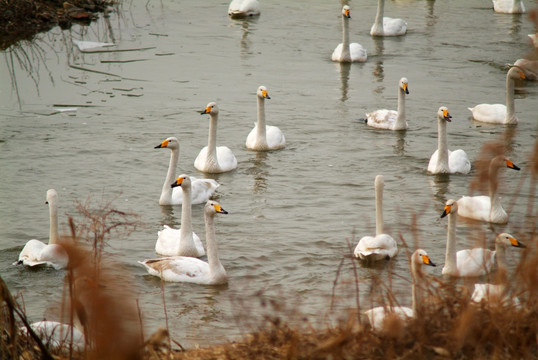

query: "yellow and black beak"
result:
(443, 109), (452, 122)
(519, 71), (526, 80)
(201, 106), (211, 115)
(509, 236), (525, 248)
(505, 159), (521, 171)
(213, 203), (229, 214)
(403, 83), (409, 95)
(422, 255), (436, 267)
(155, 139), (169, 149)
(344, 8), (350, 18)
(262, 89), (271, 100)
(440, 204), (452, 218)
(170, 177), (185, 188)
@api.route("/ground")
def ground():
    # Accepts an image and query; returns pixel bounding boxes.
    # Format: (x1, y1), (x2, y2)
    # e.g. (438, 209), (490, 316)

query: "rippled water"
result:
(0, 0), (536, 348)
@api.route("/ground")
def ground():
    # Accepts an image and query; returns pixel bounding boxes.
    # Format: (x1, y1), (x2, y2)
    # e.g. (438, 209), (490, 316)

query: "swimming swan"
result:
(139, 201), (228, 285)
(155, 175), (205, 258)
(468, 66), (526, 124)
(354, 175), (398, 261)
(492, 0), (526, 13)
(21, 321), (85, 351)
(332, 5), (367, 63)
(456, 155), (520, 224)
(15, 189), (68, 270)
(427, 106), (471, 174)
(365, 77), (409, 130)
(228, 0), (260, 19)
(370, 0), (407, 36)
(365, 249), (436, 331)
(440, 199), (524, 277)
(155, 137), (219, 205)
(246, 86), (286, 151)
(195, 102), (238, 174)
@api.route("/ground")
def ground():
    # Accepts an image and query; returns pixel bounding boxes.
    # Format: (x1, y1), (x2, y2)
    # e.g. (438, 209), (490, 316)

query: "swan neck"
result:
(207, 113), (218, 158)
(444, 210), (457, 274)
(179, 184), (193, 240)
(160, 148), (178, 204)
(341, 15), (351, 61)
(373, 0), (385, 34)
(256, 95), (267, 140)
(494, 243), (506, 271)
(49, 201), (59, 245)
(375, 181), (384, 235)
(411, 260), (421, 316)
(437, 117), (449, 169)
(205, 212), (222, 275)
(396, 86), (406, 128)
(505, 73), (516, 123)
(488, 164), (502, 211)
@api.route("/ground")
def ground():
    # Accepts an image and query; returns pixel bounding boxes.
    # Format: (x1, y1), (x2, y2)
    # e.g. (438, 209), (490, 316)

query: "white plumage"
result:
(365, 78), (409, 130)
(332, 5), (367, 63)
(246, 86), (285, 151)
(228, 0), (260, 18)
(370, 0), (407, 36)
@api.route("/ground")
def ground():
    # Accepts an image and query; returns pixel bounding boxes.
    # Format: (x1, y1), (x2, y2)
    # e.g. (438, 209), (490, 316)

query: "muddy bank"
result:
(0, 0), (114, 50)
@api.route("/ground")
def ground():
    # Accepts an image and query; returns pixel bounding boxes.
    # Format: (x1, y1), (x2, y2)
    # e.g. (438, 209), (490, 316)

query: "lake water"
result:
(0, 0), (536, 349)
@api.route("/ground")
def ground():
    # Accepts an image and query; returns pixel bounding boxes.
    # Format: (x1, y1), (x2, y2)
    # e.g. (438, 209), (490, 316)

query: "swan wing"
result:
(189, 177), (220, 204)
(38, 244), (68, 270)
(349, 43), (368, 62)
(216, 146), (238, 172)
(139, 257), (211, 284)
(382, 17), (407, 36)
(265, 125), (286, 149)
(365, 306), (412, 331)
(456, 195), (492, 222)
(22, 321), (85, 350)
(17, 239), (47, 265)
(331, 43), (344, 62)
(156, 225), (204, 257)
(448, 149), (471, 174)
(468, 104), (507, 124)
(427, 149), (440, 173)
(354, 234), (397, 260)
(456, 248), (495, 277)
(493, 0), (526, 13)
(366, 109), (400, 130)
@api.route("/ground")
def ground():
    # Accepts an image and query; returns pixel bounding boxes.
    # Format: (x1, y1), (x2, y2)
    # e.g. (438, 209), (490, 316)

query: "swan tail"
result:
(357, 118), (368, 124)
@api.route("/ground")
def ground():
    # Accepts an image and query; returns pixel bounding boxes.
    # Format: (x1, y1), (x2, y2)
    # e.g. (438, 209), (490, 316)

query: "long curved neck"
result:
(205, 113), (220, 169)
(411, 260), (421, 316)
(49, 201), (59, 245)
(256, 95), (267, 141)
(505, 72), (517, 124)
(373, 0), (385, 34)
(341, 15), (351, 61)
(375, 181), (384, 235)
(395, 86), (406, 128)
(205, 212), (223, 275)
(160, 148), (178, 204)
(437, 117), (449, 171)
(444, 211), (457, 274)
(179, 184), (193, 242)
(488, 164), (502, 214)
(494, 243), (507, 272)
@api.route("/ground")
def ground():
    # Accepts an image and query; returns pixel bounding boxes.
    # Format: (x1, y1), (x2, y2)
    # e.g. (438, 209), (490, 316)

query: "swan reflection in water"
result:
(247, 151), (268, 194)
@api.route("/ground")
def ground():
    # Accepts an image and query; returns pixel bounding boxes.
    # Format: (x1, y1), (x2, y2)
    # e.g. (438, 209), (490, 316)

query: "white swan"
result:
(195, 102), (238, 174)
(155, 175), (205, 258)
(513, 58), (538, 81)
(457, 155), (520, 224)
(365, 249), (436, 331)
(370, 0), (407, 36)
(427, 106), (471, 174)
(21, 321), (85, 351)
(332, 5), (367, 63)
(468, 66), (526, 124)
(228, 0), (260, 19)
(354, 175), (398, 261)
(155, 137), (219, 205)
(246, 86), (286, 151)
(440, 199), (525, 277)
(15, 189), (68, 270)
(492, 0), (526, 13)
(139, 200), (228, 285)
(365, 77), (409, 130)
(471, 283), (520, 306)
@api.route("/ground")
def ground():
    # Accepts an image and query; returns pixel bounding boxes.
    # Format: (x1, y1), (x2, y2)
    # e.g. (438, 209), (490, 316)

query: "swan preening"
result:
(139, 201), (229, 285)
(456, 155), (520, 224)
(155, 137), (219, 205)
(364, 249), (435, 331)
(15, 189), (68, 270)
(195, 102), (238, 174)
(492, 0), (526, 13)
(440, 199), (524, 277)
(427, 107), (471, 174)
(468, 66), (526, 124)
(332, 5), (367, 63)
(246, 86), (286, 151)
(155, 175), (206, 258)
(354, 175), (398, 261)
(370, 0), (407, 36)
(365, 77), (409, 130)
(228, 0), (260, 19)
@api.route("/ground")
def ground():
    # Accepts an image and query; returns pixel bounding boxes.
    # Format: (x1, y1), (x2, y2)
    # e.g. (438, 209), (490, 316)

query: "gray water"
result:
(0, 0), (536, 348)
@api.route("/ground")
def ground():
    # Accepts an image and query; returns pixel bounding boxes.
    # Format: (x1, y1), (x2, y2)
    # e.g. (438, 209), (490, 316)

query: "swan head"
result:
(440, 199), (457, 218)
(437, 106), (452, 122)
(374, 174), (384, 189)
(507, 66), (526, 80)
(46, 189), (58, 205)
(201, 102), (219, 115)
(154, 137), (179, 150)
(491, 155), (520, 171)
(170, 174), (191, 189)
(341, 5), (351, 18)
(257, 86), (271, 100)
(496, 233), (525, 248)
(413, 249), (436, 267)
(205, 200), (229, 215)
(399, 78), (409, 94)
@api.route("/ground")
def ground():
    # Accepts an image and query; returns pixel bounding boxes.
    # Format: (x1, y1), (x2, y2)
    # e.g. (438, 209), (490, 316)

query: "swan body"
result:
(440, 199), (524, 277)
(140, 201), (228, 285)
(228, 0), (260, 18)
(246, 86), (286, 151)
(21, 321), (85, 351)
(427, 107), (471, 174)
(366, 77), (409, 130)
(468, 67), (526, 124)
(354, 175), (398, 261)
(15, 189), (68, 270)
(195, 103), (238, 174)
(370, 0), (407, 36)
(492, 0), (526, 13)
(155, 137), (219, 205)
(155, 175), (205, 258)
(471, 283), (520, 306)
(365, 249), (436, 331)
(332, 6), (367, 63)
(456, 156), (520, 224)
(514, 58), (538, 81)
